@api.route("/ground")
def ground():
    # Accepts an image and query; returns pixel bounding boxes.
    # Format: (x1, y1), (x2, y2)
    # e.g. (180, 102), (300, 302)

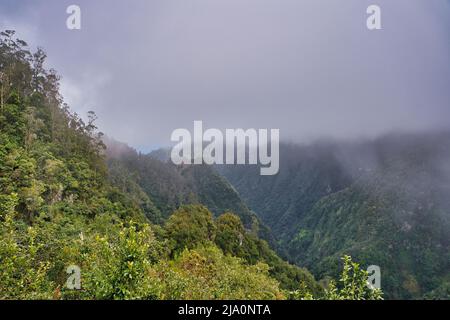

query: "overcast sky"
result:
(1, 0), (449, 151)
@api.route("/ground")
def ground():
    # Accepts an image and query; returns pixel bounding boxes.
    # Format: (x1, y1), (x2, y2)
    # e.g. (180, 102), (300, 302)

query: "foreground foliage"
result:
(0, 30), (383, 300)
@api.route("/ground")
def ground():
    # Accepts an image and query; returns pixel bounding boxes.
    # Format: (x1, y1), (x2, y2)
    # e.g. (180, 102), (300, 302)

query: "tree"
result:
(324, 255), (383, 300)
(215, 212), (245, 256)
(69, 222), (162, 300)
(156, 245), (284, 300)
(165, 205), (216, 253)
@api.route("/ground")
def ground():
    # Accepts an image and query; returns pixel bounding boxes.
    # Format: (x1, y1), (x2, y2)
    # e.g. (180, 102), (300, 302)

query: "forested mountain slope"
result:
(1, 30), (336, 299)
(103, 139), (323, 291)
(105, 139), (257, 228)
(219, 134), (450, 299)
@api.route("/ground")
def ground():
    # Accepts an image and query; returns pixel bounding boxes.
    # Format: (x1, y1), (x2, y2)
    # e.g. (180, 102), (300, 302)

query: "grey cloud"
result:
(1, 0), (449, 150)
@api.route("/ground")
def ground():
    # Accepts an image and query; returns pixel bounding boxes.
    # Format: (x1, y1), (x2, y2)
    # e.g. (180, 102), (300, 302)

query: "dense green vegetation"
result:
(106, 140), (259, 228)
(0, 30), (383, 300)
(220, 136), (450, 299)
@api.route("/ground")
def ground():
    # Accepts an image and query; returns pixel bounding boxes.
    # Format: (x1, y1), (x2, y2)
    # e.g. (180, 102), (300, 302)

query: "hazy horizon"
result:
(1, 0), (449, 153)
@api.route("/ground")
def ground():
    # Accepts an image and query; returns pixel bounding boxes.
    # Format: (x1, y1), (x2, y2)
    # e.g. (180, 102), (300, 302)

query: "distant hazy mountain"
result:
(103, 138), (324, 292)
(218, 131), (450, 299)
(104, 138), (268, 235)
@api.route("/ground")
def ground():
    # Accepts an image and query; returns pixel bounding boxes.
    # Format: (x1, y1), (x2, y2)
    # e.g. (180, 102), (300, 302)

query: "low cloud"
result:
(1, 0), (449, 150)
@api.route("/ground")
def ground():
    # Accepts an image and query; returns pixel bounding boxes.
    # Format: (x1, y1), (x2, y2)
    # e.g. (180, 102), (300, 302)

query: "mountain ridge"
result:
(218, 132), (450, 299)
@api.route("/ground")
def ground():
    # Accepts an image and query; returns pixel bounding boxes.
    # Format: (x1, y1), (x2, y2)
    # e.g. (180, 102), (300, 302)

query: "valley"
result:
(218, 134), (450, 299)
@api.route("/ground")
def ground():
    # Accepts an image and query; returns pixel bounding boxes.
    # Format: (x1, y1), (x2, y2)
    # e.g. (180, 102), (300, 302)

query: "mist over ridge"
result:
(1, 0), (449, 152)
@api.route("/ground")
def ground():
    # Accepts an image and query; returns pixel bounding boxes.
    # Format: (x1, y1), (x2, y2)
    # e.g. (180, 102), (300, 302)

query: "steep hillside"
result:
(219, 133), (450, 299)
(105, 139), (265, 233)
(0, 31), (327, 299)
